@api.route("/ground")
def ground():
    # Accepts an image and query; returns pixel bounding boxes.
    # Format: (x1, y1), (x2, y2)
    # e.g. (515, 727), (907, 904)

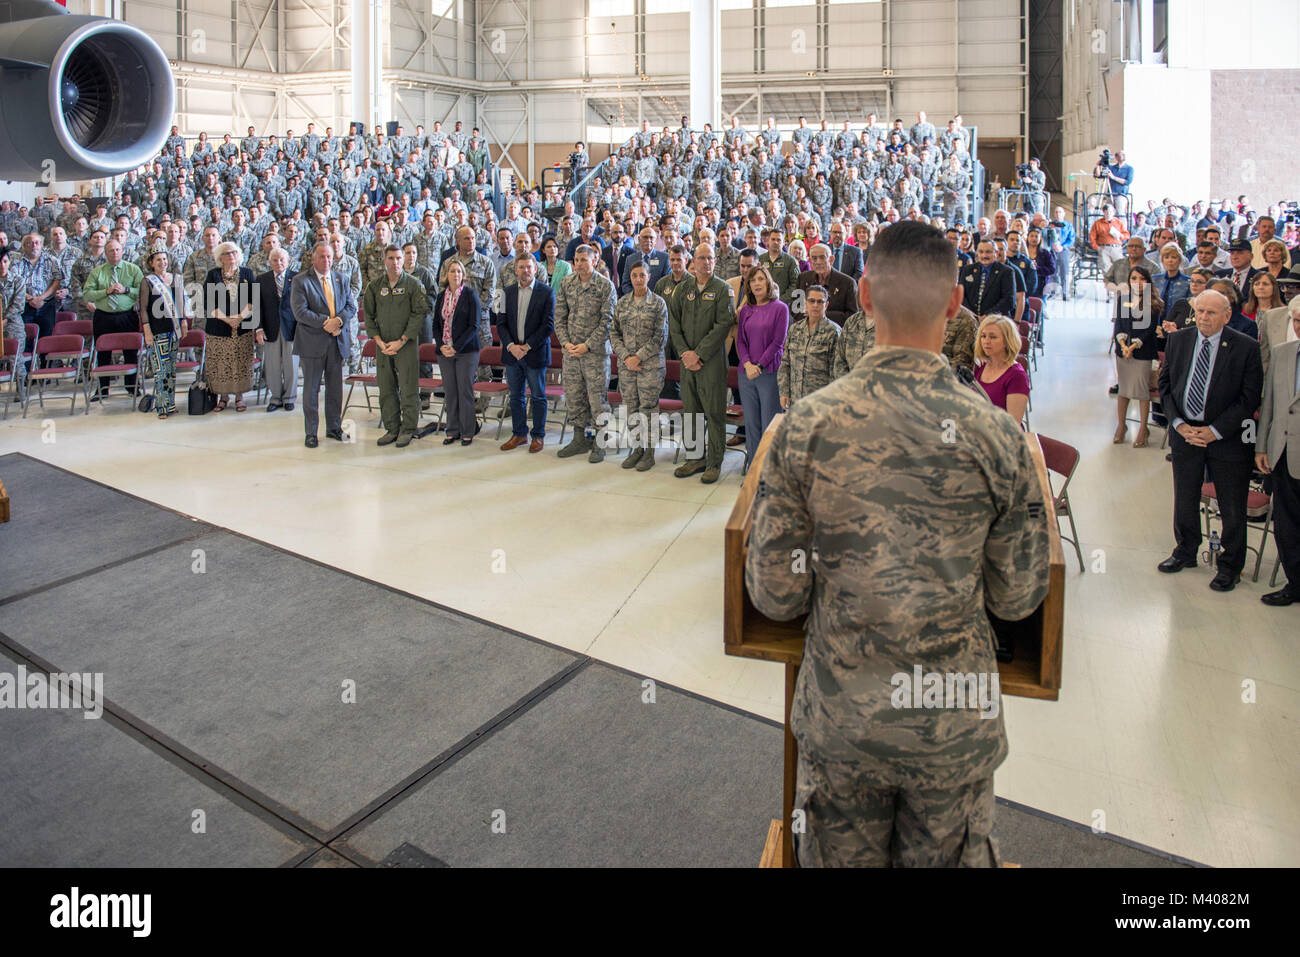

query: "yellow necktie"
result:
(321, 273), (336, 318)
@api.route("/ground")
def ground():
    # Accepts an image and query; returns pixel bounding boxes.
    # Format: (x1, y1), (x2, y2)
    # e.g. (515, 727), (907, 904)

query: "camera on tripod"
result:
(1098, 148), (1112, 168)
(1015, 162), (1032, 181)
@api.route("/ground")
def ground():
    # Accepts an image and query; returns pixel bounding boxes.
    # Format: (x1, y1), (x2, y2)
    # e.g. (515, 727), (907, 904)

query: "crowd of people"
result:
(2, 115), (1299, 607)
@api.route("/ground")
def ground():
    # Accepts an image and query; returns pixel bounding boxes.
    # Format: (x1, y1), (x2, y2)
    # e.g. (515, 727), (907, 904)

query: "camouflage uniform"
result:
(942, 306), (978, 371)
(832, 310), (876, 379)
(554, 270), (616, 445)
(760, 250), (801, 307)
(2, 271), (27, 379)
(69, 253), (107, 323)
(744, 346), (1052, 867)
(778, 316), (842, 403)
(610, 290), (669, 451)
(411, 230), (445, 271)
(715, 243), (741, 282)
(358, 240), (388, 290)
(333, 252), (364, 369)
(667, 276), (735, 470)
(940, 166), (971, 225)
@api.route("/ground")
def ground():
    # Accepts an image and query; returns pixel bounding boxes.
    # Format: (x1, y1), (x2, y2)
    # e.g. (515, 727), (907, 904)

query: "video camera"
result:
(1098, 148), (1112, 168)
(1015, 162), (1032, 179)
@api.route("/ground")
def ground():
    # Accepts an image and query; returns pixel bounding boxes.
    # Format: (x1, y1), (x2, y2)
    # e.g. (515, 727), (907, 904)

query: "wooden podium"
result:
(724, 418), (1065, 867)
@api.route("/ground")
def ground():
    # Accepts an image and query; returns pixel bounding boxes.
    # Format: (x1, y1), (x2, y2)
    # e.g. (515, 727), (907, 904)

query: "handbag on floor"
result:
(188, 369), (217, 415)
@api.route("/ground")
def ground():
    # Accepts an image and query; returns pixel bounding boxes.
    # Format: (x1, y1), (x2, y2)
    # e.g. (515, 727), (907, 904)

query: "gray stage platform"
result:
(0, 453), (1194, 867)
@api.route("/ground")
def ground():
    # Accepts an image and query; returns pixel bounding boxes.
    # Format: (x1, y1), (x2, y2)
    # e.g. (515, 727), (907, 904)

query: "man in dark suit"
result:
(1215, 240), (1258, 301)
(794, 243), (857, 323)
(620, 226), (669, 296)
(290, 241), (357, 447)
(827, 222), (864, 282)
(959, 239), (1017, 318)
(1255, 308), (1300, 605)
(257, 247), (297, 412)
(600, 221), (633, 286)
(1157, 289), (1264, 591)
(495, 253), (555, 452)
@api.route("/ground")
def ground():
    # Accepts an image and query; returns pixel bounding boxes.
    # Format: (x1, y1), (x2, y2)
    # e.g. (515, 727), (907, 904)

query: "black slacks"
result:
(1169, 432), (1253, 575)
(1269, 450), (1300, 589)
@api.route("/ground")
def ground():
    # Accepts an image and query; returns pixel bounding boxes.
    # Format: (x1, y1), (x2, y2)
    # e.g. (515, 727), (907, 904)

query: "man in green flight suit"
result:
(363, 245), (429, 448)
(668, 242), (735, 484)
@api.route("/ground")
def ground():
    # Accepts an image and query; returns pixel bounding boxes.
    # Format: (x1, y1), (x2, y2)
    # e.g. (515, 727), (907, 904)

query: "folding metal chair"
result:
(22, 334), (89, 416)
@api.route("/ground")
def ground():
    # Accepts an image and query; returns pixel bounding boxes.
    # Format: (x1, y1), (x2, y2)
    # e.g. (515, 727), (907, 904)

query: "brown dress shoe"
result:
(501, 435), (527, 451)
(529, 438), (544, 453)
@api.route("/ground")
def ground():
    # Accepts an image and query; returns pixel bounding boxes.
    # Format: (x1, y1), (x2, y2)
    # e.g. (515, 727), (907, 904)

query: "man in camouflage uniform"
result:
(328, 232), (364, 371)
(668, 242), (734, 484)
(779, 284), (841, 407)
(402, 242), (438, 410)
(759, 228), (801, 307)
(611, 260), (669, 471)
(832, 308), (876, 379)
(358, 220), (393, 290)
(942, 304), (979, 371)
(1, 249), (27, 391)
(438, 225), (497, 411)
(745, 221), (1052, 867)
(941, 154), (971, 226)
(69, 229), (109, 325)
(554, 244), (617, 463)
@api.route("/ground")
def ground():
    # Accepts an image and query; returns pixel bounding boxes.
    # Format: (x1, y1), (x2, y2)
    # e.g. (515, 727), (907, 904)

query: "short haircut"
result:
(574, 244), (595, 260)
(669, 244), (687, 257)
(805, 284), (828, 301)
(740, 247), (758, 260)
(1189, 267), (1216, 281)
(862, 220), (959, 326)
(384, 244), (401, 256)
(514, 252), (536, 266)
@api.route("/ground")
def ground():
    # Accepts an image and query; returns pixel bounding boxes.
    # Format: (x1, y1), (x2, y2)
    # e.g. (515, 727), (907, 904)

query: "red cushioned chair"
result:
(658, 359), (688, 461)
(88, 332), (145, 405)
(52, 317), (94, 377)
(724, 365), (748, 466)
(173, 329), (206, 390)
(1201, 482), (1273, 583)
(1027, 296), (1045, 356)
(472, 345), (511, 437)
(1, 337), (23, 419)
(545, 348), (567, 439)
(1038, 434), (1083, 572)
(23, 334), (88, 417)
(416, 342), (445, 427)
(343, 338), (378, 412)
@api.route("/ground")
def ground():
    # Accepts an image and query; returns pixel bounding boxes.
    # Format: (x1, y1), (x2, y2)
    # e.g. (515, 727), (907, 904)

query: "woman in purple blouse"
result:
(736, 265), (790, 466)
(973, 314), (1030, 428)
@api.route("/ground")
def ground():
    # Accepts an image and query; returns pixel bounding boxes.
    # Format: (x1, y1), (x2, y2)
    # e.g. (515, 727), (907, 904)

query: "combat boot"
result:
(588, 440), (606, 463)
(674, 458), (707, 478)
(622, 447), (644, 469)
(557, 433), (592, 458)
(635, 447), (656, 471)
(701, 466), (721, 484)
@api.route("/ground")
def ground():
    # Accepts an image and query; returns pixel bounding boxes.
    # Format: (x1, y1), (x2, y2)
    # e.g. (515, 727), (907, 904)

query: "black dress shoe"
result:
(284, 402), (295, 411)
(266, 403), (280, 413)
(461, 438), (473, 447)
(326, 428), (345, 441)
(1209, 570), (1241, 592)
(1157, 554), (1196, 573)
(1261, 587), (1297, 606)
(304, 435), (318, 448)
(442, 435), (460, 445)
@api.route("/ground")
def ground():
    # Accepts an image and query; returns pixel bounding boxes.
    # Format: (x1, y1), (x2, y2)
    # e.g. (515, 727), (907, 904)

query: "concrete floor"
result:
(1, 278), (1295, 867)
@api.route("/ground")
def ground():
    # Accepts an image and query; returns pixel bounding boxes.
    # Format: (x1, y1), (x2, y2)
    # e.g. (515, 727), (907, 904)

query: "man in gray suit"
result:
(291, 242), (357, 447)
(1257, 299), (1298, 378)
(1256, 304), (1300, 607)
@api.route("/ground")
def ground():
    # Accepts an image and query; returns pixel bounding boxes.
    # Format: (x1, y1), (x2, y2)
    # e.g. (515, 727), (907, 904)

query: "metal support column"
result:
(689, 0), (720, 128)
(351, 0), (382, 131)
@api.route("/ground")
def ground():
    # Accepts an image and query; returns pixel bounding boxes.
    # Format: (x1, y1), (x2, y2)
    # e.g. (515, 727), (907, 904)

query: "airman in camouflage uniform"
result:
(940, 157), (971, 225)
(744, 221), (1051, 867)
(759, 230), (801, 307)
(358, 223), (394, 290)
(2, 253), (27, 381)
(327, 233), (363, 370)
(778, 287), (842, 406)
(942, 304), (978, 371)
(70, 244), (109, 324)
(610, 264), (668, 471)
(554, 244), (617, 463)
(832, 309), (876, 379)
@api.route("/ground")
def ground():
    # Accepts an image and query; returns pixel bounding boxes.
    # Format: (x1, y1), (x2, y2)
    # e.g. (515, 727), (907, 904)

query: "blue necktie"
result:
(1186, 338), (1212, 421)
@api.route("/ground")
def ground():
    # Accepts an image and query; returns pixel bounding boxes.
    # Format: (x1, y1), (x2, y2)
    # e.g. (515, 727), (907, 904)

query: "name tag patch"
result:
(703, 292), (716, 300)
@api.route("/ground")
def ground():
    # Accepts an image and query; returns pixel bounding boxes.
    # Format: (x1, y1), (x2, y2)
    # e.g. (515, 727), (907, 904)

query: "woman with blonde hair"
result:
(788, 238), (811, 272)
(203, 241), (260, 411)
(973, 314), (1029, 427)
(1259, 238), (1292, 281)
(735, 264), (789, 466)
